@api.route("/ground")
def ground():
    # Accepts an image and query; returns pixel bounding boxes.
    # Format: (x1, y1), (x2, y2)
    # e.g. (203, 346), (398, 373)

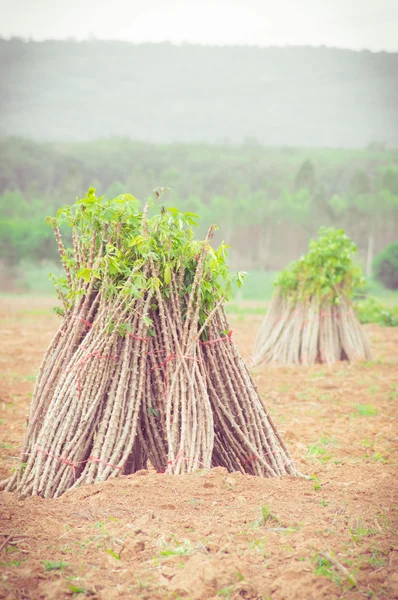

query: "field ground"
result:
(0, 296), (397, 600)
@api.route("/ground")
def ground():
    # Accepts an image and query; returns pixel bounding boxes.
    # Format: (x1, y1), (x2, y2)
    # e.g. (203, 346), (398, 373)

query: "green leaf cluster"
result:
(275, 227), (364, 303)
(49, 188), (240, 325)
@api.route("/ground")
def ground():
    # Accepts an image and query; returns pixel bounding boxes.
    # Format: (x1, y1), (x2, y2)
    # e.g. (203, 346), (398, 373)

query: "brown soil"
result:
(0, 296), (397, 600)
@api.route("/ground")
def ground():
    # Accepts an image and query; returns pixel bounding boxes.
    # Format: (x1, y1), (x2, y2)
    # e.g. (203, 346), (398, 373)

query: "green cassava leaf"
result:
(164, 264), (171, 285)
(77, 268), (91, 283)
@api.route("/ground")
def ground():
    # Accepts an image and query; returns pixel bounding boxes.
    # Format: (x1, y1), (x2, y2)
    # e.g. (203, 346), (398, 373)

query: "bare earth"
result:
(0, 296), (397, 600)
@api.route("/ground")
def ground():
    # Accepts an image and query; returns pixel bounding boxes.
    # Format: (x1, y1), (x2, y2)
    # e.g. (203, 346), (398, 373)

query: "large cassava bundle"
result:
(1, 188), (298, 498)
(254, 227), (372, 366)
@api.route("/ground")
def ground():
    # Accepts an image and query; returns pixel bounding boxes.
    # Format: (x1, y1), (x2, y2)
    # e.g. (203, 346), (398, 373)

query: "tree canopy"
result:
(0, 138), (397, 272)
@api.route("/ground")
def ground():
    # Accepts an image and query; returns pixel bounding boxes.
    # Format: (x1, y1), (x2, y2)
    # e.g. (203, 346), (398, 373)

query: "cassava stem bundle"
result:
(1, 188), (300, 497)
(254, 227), (372, 366)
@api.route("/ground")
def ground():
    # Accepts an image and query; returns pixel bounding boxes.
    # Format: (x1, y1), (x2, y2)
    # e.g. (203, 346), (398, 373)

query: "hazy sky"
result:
(1, 0), (397, 51)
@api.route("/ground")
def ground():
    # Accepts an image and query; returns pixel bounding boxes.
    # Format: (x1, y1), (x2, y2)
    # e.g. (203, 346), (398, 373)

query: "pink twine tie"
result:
(35, 445), (81, 481)
(242, 448), (293, 469)
(150, 352), (199, 396)
(88, 456), (123, 470)
(66, 351), (118, 399)
(200, 329), (255, 366)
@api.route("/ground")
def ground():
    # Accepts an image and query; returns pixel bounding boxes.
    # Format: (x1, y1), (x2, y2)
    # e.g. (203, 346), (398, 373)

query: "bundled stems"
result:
(254, 228), (372, 366)
(1, 189), (300, 497)
(254, 290), (372, 366)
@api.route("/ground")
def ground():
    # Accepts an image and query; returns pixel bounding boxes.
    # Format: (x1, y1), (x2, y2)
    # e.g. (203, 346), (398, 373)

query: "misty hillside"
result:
(1, 39), (398, 147)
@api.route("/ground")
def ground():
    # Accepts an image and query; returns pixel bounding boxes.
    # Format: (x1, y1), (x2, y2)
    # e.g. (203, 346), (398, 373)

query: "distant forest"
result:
(1, 39), (398, 147)
(1, 138), (397, 273)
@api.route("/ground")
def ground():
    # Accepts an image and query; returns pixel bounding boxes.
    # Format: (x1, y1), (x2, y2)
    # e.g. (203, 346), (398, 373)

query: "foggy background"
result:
(2, 0), (398, 51)
(0, 0), (397, 292)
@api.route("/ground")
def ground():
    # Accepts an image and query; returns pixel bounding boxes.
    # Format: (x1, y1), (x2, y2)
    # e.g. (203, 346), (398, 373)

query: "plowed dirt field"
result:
(0, 296), (397, 600)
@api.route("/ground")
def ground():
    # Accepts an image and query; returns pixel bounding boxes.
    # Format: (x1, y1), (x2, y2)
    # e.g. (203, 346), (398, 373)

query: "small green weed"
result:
(311, 475), (322, 491)
(253, 505), (279, 528)
(23, 374), (37, 382)
(43, 560), (69, 571)
(369, 547), (388, 568)
(248, 537), (271, 560)
(360, 360), (383, 368)
(352, 404), (378, 417)
(319, 393), (333, 402)
(313, 554), (342, 585)
(160, 539), (193, 557)
(310, 370), (327, 379)
(105, 548), (120, 560)
(10, 462), (27, 474)
(93, 521), (108, 533)
(306, 444), (331, 463)
(319, 435), (336, 445)
(217, 587), (233, 598)
(361, 438), (375, 450)
(0, 442), (13, 450)
(186, 498), (203, 506)
(372, 452), (388, 463)
(349, 521), (377, 543)
(0, 559), (24, 567)
(68, 584), (87, 595)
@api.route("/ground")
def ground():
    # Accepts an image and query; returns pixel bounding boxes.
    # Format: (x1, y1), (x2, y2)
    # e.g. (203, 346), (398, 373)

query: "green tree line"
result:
(0, 138), (397, 273)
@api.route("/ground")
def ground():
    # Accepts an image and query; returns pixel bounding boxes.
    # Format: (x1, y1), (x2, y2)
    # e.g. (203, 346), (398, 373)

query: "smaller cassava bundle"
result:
(254, 227), (372, 366)
(1, 188), (299, 498)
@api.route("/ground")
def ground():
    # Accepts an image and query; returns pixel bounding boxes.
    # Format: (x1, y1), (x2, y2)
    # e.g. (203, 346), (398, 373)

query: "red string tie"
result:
(66, 351), (118, 399)
(151, 352), (199, 396)
(167, 449), (184, 467)
(34, 447), (125, 480)
(200, 330), (255, 366)
(128, 327), (152, 341)
(156, 451), (208, 474)
(35, 445), (81, 481)
(242, 448), (292, 468)
(79, 317), (92, 329)
(242, 455), (259, 464)
(199, 329), (233, 346)
(88, 456), (123, 470)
